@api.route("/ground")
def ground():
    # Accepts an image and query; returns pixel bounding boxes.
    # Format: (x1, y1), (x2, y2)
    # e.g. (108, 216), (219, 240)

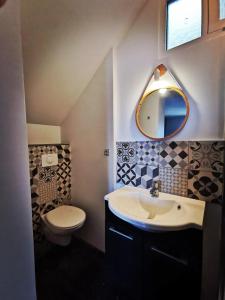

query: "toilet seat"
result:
(45, 205), (86, 230)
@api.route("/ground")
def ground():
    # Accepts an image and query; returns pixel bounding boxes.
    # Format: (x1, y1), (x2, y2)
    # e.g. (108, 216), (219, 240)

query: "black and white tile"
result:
(188, 170), (223, 202)
(30, 167), (39, 202)
(136, 165), (159, 189)
(29, 145), (57, 169)
(117, 163), (136, 186)
(159, 141), (189, 169)
(117, 142), (137, 164)
(159, 167), (188, 197)
(32, 202), (42, 242)
(136, 141), (159, 166)
(29, 144), (71, 242)
(57, 161), (71, 201)
(39, 166), (57, 183)
(116, 140), (224, 204)
(56, 144), (71, 164)
(38, 166), (58, 204)
(189, 141), (224, 172)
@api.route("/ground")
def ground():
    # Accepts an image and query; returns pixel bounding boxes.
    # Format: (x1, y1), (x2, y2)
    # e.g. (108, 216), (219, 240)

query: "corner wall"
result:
(0, 0), (36, 299)
(61, 51), (114, 251)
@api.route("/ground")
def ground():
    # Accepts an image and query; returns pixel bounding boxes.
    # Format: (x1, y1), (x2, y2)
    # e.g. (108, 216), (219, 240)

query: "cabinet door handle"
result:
(109, 227), (133, 241)
(150, 246), (188, 266)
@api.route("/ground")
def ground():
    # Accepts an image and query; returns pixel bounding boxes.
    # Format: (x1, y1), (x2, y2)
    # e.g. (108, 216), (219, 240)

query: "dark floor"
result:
(35, 238), (110, 300)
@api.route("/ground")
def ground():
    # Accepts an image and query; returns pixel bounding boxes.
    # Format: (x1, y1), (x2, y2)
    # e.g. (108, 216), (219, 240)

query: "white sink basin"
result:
(104, 186), (205, 232)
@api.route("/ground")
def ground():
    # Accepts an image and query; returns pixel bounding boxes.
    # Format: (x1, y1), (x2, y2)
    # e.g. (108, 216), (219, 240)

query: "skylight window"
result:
(166, 0), (202, 50)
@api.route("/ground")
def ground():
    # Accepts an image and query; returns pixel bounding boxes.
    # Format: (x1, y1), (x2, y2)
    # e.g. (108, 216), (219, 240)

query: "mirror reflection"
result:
(136, 87), (189, 140)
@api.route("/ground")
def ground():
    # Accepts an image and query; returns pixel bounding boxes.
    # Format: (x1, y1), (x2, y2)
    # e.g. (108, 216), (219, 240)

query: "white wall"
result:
(21, 0), (146, 125)
(0, 1), (36, 299)
(61, 51), (114, 251)
(116, 0), (225, 141)
(27, 123), (61, 144)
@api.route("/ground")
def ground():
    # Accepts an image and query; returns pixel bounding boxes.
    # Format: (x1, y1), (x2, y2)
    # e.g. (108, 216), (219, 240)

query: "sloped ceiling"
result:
(21, 0), (146, 125)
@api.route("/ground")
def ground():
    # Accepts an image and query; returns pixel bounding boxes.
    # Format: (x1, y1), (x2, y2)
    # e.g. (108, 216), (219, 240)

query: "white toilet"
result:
(41, 205), (86, 246)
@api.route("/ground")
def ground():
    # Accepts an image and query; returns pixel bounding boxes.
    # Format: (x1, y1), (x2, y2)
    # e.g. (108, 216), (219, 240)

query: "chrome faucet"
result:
(150, 180), (159, 197)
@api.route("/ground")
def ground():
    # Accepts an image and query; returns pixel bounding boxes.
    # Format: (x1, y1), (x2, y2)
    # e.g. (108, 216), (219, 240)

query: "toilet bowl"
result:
(41, 205), (86, 246)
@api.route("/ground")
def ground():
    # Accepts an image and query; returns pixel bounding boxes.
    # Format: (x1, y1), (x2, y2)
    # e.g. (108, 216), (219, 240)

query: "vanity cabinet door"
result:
(144, 243), (189, 300)
(105, 221), (143, 300)
(143, 230), (202, 300)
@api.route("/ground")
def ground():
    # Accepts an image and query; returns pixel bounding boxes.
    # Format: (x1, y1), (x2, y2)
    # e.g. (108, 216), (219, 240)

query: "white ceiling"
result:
(21, 0), (147, 125)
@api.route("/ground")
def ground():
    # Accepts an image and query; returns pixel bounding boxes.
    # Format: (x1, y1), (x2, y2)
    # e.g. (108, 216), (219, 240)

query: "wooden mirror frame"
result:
(0, 0), (7, 8)
(135, 86), (190, 141)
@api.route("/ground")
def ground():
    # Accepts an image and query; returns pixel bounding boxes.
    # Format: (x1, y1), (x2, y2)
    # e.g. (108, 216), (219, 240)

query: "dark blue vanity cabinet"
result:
(105, 204), (143, 300)
(105, 203), (202, 300)
(143, 228), (202, 300)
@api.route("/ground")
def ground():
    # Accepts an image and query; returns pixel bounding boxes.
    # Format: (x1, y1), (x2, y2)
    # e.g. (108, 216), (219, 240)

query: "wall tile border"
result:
(116, 140), (224, 203)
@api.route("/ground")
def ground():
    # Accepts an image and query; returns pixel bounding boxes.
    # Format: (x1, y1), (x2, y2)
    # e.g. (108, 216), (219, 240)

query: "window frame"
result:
(165, 0), (203, 51)
(158, 0), (224, 58)
(208, 0), (225, 33)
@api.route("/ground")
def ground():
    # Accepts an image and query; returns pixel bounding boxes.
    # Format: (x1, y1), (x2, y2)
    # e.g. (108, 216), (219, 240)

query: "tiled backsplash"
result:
(29, 144), (71, 242)
(116, 141), (224, 203)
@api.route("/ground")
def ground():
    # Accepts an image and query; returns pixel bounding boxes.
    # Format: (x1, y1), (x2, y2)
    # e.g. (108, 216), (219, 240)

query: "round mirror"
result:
(136, 87), (189, 140)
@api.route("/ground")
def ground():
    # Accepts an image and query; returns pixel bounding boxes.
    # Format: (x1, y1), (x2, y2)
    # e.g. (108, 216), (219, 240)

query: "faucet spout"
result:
(150, 180), (159, 197)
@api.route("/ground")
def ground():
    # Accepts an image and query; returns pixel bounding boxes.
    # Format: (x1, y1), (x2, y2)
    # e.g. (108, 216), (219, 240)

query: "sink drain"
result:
(147, 212), (156, 219)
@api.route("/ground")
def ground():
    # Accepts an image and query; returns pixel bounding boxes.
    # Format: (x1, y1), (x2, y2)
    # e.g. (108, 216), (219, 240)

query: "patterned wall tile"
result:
(159, 141), (189, 169)
(29, 145), (57, 168)
(39, 166), (57, 183)
(136, 141), (159, 166)
(136, 165), (159, 189)
(117, 163), (136, 186)
(29, 144), (71, 243)
(189, 141), (224, 172)
(30, 167), (39, 202)
(40, 198), (63, 215)
(32, 202), (42, 242)
(56, 144), (71, 163)
(117, 142), (137, 164)
(188, 170), (223, 203)
(38, 181), (57, 204)
(57, 161), (71, 201)
(38, 171), (57, 205)
(159, 167), (188, 197)
(116, 140), (224, 203)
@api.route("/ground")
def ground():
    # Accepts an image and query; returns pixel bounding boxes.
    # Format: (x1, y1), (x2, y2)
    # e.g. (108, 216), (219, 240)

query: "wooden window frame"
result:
(208, 0), (225, 33)
(158, 0), (225, 58)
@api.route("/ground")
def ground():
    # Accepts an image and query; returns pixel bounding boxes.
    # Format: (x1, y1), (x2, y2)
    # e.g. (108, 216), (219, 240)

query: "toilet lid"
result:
(46, 205), (86, 229)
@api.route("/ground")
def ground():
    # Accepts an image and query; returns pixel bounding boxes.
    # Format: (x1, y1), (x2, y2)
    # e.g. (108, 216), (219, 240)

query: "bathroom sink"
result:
(104, 186), (205, 232)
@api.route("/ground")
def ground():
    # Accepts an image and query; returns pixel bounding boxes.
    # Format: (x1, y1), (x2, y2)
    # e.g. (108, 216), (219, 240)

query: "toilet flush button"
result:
(42, 153), (58, 167)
